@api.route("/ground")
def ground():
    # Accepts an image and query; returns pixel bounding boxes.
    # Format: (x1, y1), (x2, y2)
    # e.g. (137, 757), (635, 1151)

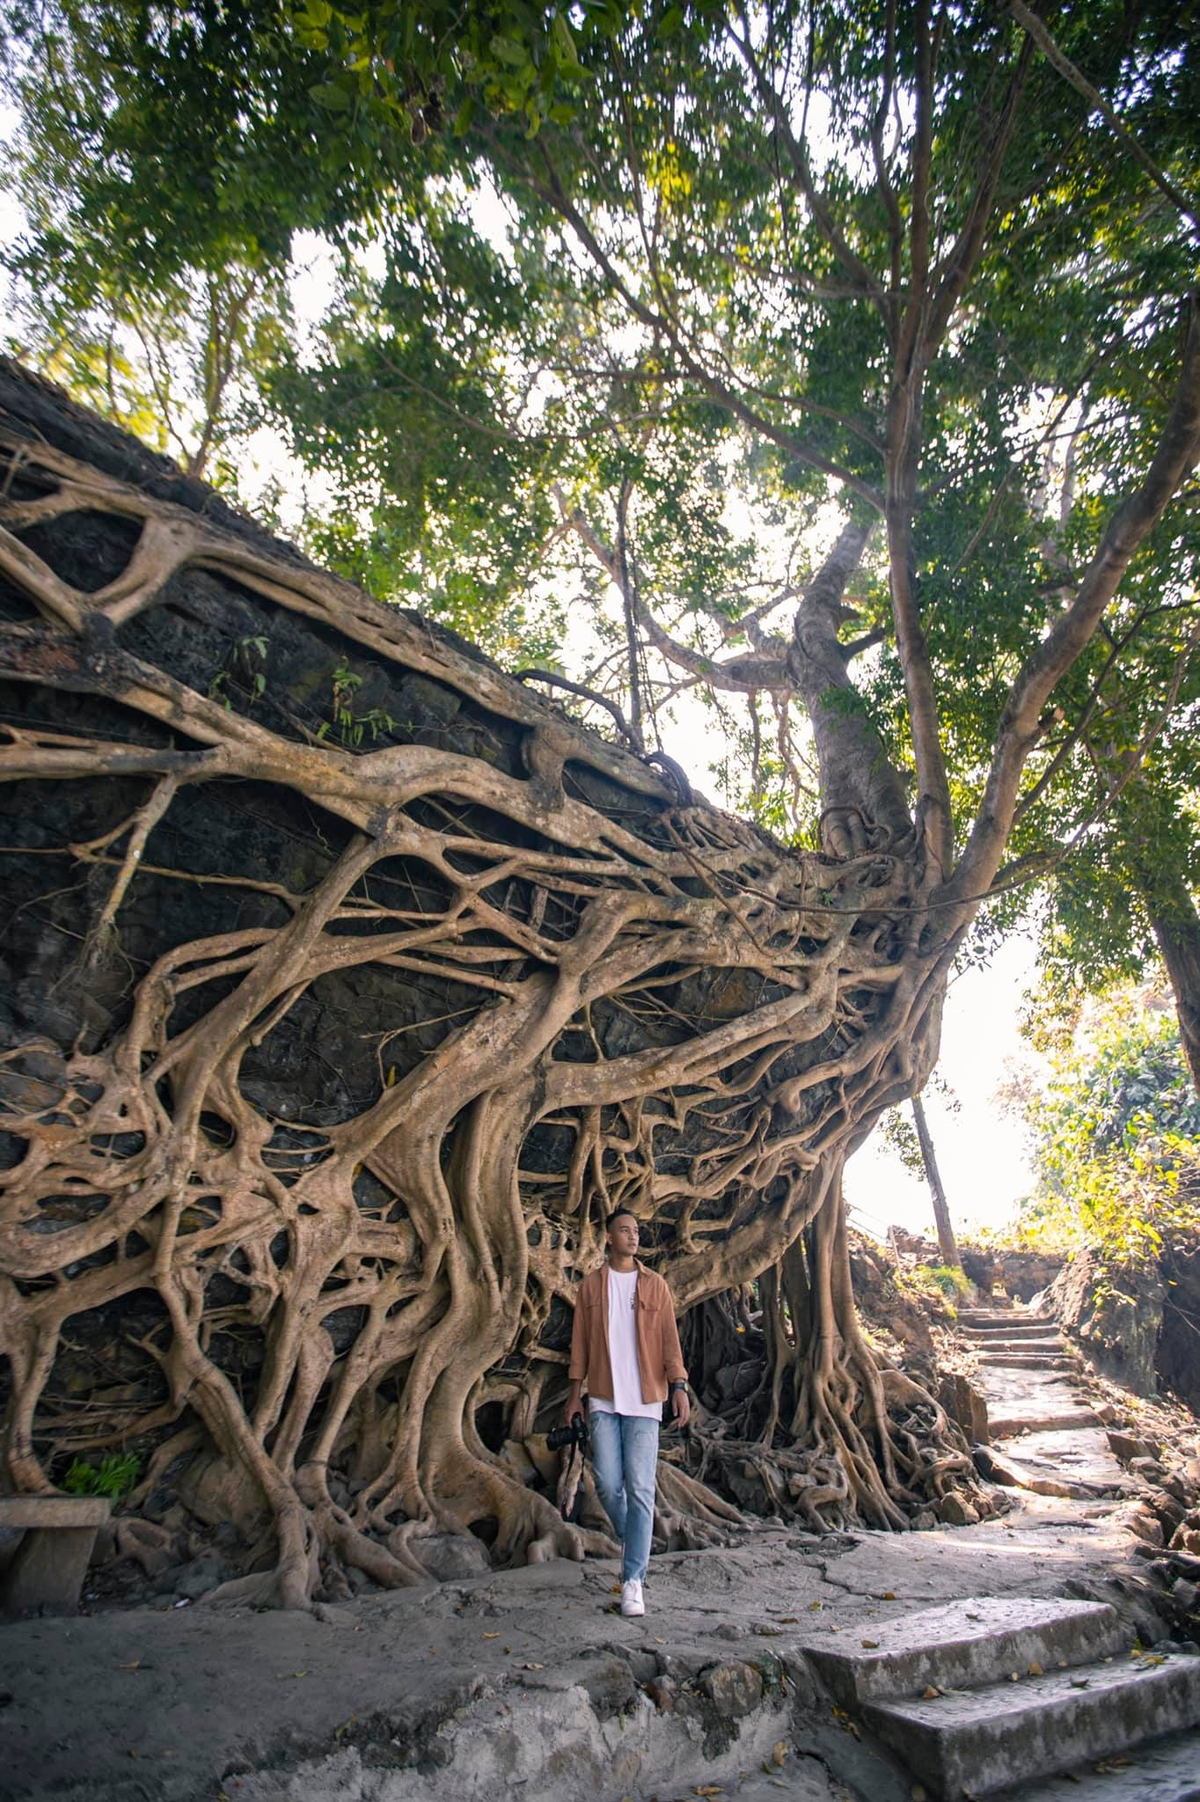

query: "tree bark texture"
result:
(0, 365), (980, 1600)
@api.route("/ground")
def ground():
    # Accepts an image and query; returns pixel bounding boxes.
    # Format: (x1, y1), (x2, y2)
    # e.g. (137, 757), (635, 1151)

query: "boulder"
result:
(416, 1534), (493, 1581)
(700, 1660), (764, 1719)
(174, 1555), (226, 1600)
(1107, 1430), (1158, 1465)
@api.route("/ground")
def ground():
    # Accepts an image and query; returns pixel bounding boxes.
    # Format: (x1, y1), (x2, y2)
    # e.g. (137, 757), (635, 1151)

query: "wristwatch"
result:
(669, 1380), (687, 1393)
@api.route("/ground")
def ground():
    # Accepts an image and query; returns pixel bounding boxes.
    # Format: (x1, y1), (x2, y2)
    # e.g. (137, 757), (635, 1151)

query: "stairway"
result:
(959, 1305), (1101, 1438)
(802, 1595), (1200, 1799)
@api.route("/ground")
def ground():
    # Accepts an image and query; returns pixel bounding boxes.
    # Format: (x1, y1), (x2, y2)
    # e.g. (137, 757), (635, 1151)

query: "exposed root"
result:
(0, 393), (981, 1602)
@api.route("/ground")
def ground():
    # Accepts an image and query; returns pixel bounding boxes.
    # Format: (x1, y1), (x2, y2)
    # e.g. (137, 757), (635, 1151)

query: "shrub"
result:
(62, 1452), (141, 1501)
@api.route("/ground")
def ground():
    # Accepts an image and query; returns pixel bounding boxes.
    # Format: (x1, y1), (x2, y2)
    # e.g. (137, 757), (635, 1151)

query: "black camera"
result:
(546, 1412), (589, 1454)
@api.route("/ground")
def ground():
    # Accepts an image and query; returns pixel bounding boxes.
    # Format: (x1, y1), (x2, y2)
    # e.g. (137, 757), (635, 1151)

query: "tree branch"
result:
(1008, 0), (1200, 236)
(951, 291), (1200, 902)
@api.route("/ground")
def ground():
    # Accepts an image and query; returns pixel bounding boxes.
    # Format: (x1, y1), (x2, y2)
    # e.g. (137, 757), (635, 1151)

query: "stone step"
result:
(989, 1407), (1100, 1437)
(861, 1647), (1200, 1800)
(801, 1596), (1122, 1710)
(966, 1324), (1064, 1341)
(997, 1724), (1200, 1800)
(976, 1354), (1076, 1369)
(961, 1314), (1054, 1329)
(968, 1339), (1066, 1355)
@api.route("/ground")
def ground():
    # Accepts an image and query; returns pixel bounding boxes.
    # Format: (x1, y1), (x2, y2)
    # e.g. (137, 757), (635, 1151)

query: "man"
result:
(565, 1207), (690, 1618)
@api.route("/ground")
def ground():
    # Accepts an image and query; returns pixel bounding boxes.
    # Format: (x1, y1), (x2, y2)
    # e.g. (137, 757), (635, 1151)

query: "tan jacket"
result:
(568, 1259), (688, 1405)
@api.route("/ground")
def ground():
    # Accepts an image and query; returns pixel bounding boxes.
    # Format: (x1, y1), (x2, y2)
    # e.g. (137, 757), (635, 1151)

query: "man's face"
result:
(607, 1213), (639, 1259)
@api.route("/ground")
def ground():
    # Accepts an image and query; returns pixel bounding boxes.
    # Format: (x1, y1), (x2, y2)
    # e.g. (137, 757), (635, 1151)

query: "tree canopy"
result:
(5, 0), (1198, 847)
(1013, 987), (1200, 1262)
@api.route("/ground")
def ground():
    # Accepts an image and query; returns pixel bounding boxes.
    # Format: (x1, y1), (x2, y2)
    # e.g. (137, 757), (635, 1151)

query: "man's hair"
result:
(606, 1206), (638, 1230)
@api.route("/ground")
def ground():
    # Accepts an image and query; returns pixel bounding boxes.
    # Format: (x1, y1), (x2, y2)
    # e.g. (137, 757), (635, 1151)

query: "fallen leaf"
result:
(522, 1662), (544, 1670)
(772, 1740), (788, 1767)
(861, 1639), (879, 1649)
(1009, 1671), (1020, 1682)
(809, 1600), (823, 1610)
(1027, 1662), (1043, 1676)
(694, 1788), (723, 1797)
(922, 1685), (941, 1700)
(481, 1632), (500, 1640)
(912, 1787), (928, 1801)
(1069, 1677), (1090, 1689)
(777, 1616), (798, 1624)
(334, 1716), (358, 1742)
(116, 1661), (141, 1672)
(882, 1591), (896, 1601)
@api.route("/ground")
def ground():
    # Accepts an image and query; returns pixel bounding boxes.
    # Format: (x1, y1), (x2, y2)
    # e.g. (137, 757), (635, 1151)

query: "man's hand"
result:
(670, 1386), (691, 1427)
(564, 1382), (583, 1427)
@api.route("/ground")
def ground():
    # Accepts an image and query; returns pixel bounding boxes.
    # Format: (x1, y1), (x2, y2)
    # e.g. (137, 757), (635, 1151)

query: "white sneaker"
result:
(620, 1578), (645, 1617)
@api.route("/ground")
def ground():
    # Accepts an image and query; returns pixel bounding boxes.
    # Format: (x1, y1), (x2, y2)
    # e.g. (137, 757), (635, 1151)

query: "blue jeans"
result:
(588, 1410), (659, 1584)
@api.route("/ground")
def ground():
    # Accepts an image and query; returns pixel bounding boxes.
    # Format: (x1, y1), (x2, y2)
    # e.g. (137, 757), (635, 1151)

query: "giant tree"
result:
(1, 0), (1199, 1602)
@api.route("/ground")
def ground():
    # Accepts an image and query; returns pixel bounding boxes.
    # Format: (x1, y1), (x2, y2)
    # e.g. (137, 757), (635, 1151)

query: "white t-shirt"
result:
(589, 1267), (662, 1420)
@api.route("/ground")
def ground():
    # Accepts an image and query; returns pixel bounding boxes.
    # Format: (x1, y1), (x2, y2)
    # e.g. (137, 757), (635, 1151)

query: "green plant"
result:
(62, 1451), (142, 1500)
(1013, 992), (1200, 1265)
(317, 660), (395, 748)
(899, 1262), (968, 1314)
(208, 634), (269, 709)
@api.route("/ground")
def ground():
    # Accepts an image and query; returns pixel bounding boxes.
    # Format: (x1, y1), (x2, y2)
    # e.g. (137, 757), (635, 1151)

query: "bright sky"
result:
(843, 935), (1039, 1242)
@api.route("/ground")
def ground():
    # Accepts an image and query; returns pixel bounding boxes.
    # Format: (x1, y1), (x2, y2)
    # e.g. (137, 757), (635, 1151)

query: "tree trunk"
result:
(911, 1093), (962, 1270)
(1143, 873), (1200, 1095)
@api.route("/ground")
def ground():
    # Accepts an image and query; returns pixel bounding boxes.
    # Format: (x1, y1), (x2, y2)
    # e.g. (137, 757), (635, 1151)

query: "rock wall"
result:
(1157, 1239), (1200, 1414)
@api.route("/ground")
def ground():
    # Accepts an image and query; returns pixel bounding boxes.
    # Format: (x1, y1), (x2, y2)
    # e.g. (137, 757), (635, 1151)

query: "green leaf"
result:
(309, 81), (351, 110)
(489, 34), (529, 68)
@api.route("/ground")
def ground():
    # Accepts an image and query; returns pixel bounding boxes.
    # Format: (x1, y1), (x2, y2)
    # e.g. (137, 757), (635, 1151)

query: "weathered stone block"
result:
(937, 1493), (980, 1527)
(701, 1659), (763, 1719)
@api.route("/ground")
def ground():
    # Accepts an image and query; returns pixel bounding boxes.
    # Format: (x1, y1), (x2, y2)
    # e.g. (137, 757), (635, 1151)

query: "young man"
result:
(565, 1207), (690, 1618)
